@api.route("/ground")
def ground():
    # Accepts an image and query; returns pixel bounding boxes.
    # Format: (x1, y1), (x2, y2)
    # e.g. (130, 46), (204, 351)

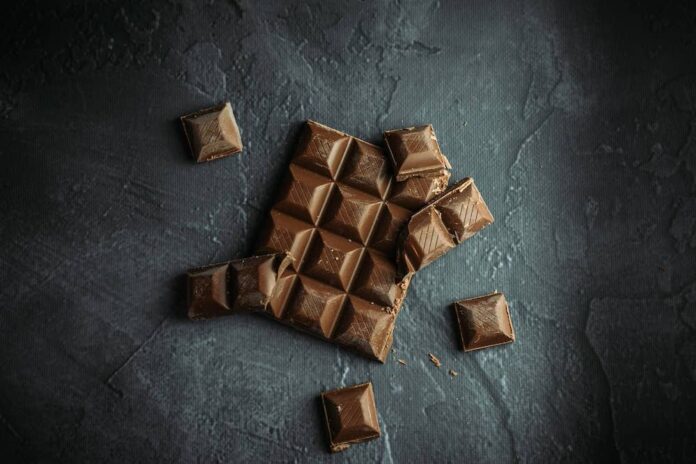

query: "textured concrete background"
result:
(1, 0), (696, 462)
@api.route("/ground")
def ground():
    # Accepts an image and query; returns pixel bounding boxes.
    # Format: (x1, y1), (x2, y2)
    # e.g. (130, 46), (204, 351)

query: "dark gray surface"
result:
(1, 0), (695, 462)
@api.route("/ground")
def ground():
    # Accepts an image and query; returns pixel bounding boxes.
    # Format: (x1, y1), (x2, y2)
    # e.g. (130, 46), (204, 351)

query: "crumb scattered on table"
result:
(428, 353), (441, 368)
(449, 369), (458, 377)
(398, 359), (407, 365)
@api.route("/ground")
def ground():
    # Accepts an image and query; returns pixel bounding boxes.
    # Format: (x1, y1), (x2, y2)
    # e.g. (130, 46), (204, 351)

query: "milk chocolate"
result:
(384, 125), (451, 181)
(321, 382), (381, 453)
(398, 177), (493, 274)
(187, 253), (292, 320)
(453, 292), (515, 351)
(252, 121), (448, 361)
(181, 102), (243, 162)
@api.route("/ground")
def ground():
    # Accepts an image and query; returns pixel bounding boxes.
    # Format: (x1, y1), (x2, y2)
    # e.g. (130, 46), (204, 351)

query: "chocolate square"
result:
(321, 382), (381, 452)
(453, 292), (515, 351)
(180, 102), (242, 162)
(384, 125), (451, 181)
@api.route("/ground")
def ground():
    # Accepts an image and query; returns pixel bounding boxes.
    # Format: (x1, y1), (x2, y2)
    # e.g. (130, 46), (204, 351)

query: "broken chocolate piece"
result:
(187, 262), (231, 320)
(187, 253), (292, 319)
(453, 292), (515, 351)
(384, 125), (451, 181)
(398, 177), (493, 274)
(321, 382), (381, 453)
(432, 177), (495, 244)
(399, 207), (456, 274)
(228, 253), (294, 312)
(181, 102), (243, 162)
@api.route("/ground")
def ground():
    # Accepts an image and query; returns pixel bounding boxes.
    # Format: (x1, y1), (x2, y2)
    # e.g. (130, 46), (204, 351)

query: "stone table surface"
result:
(1, 1), (696, 462)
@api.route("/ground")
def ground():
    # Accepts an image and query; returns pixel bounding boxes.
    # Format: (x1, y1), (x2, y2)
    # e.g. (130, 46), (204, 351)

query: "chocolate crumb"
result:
(428, 353), (441, 367)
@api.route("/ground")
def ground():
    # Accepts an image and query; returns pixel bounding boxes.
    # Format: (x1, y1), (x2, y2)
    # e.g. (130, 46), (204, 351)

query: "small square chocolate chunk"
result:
(320, 382), (381, 452)
(453, 292), (515, 351)
(180, 102), (242, 162)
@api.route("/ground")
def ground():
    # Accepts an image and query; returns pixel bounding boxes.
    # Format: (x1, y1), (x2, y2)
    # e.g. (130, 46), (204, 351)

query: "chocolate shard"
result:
(399, 207), (455, 274)
(432, 177), (494, 244)
(187, 253), (293, 320)
(187, 263), (231, 320)
(239, 120), (445, 361)
(180, 102), (243, 162)
(321, 382), (381, 453)
(397, 177), (493, 274)
(229, 253), (294, 312)
(384, 125), (451, 182)
(453, 292), (515, 351)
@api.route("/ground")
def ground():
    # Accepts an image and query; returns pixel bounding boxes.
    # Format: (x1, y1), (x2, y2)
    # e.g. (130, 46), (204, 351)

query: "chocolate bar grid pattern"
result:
(257, 121), (440, 361)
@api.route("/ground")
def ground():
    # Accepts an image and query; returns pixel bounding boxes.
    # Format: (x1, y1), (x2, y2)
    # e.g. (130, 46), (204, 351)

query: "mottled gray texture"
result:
(1, 0), (695, 462)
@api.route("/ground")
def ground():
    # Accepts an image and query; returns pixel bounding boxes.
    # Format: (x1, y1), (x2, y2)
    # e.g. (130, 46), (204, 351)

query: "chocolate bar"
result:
(398, 177), (493, 274)
(187, 253), (292, 320)
(320, 382), (380, 452)
(251, 121), (449, 361)
(384, 125), (451, 181)
(453, 292), (515, 351)
(180, 102), (243, 162)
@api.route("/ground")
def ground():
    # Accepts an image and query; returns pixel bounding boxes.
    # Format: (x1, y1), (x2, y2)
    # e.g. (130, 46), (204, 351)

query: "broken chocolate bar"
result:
(453, 292), (515, 351)
(187, 253), (292, 320)
(321, 382), (381, 453)
(252, 121), (449, 361)
(384, 125), (451, 182)
(180, 102), (243, 162)
(398, 177), (493, 274)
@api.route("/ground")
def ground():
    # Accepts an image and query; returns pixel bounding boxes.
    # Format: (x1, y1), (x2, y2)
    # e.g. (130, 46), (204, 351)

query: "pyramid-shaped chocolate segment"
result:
(284, 276), (346, 338)
(333, 297), (396, 360)
(453, 292), (515, 351)
(321, 382), (381, 452)
(187, 263), (230, 319)
(384, 125), (451, 181)
(321, 185), (383, 244)
(293, 120), (350, 178)
(180, 102), (242, 162)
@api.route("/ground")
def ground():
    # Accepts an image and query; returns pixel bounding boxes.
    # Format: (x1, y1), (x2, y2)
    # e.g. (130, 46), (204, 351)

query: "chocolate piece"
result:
(384, 125), (451, 181)
(248, 121), (447, 361)
(228, 253), (294, 312)
(398, 177), (493, 274)
(321, 382), (380, 453)
(180, 102), (243, 162)
(399, 207), (456, 274)
(453, 292), (515, 351)
(432, 177), (495, 244)
(187, 253), (292, 319)
(187, 263), (231, 320)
